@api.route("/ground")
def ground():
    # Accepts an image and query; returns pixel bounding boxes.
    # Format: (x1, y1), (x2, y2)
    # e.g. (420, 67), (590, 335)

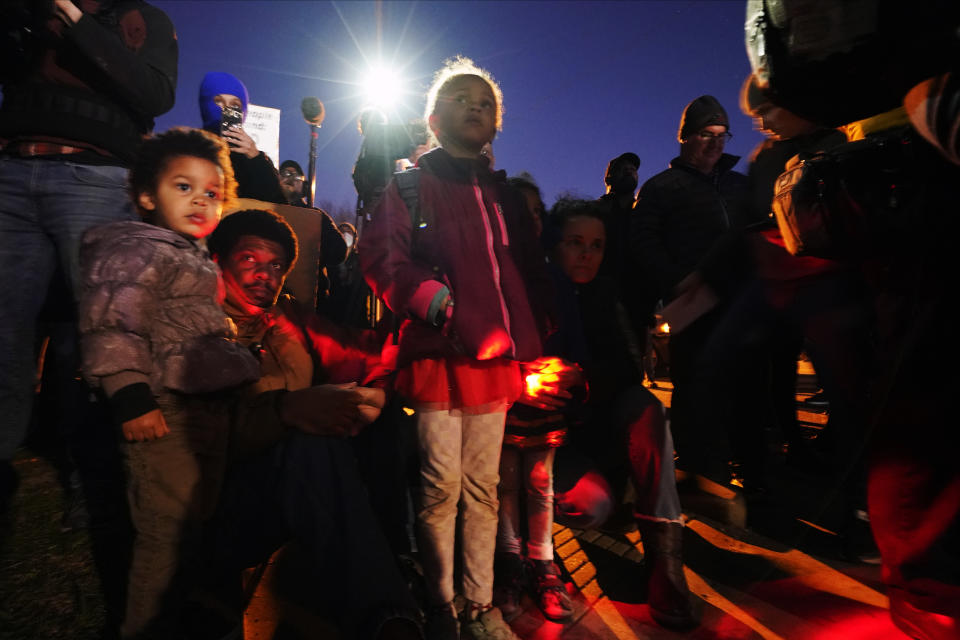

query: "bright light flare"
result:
(361, 66), (403, 109)
(524, 357), (568, 398)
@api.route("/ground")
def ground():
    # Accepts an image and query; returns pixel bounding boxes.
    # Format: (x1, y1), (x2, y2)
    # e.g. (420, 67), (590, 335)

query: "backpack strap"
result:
(391, 167), (446, 331)
(394, 167), (422, 232)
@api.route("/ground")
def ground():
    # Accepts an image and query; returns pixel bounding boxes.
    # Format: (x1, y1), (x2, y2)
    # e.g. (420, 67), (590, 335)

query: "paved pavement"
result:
(244, 375), (906, 640)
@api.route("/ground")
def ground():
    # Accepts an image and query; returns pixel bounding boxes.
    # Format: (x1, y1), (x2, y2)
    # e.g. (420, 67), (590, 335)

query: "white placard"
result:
(244, 104), (281, 169)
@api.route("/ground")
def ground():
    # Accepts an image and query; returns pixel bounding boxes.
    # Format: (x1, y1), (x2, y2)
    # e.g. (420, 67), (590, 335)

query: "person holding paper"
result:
(630, 96), (756, 487)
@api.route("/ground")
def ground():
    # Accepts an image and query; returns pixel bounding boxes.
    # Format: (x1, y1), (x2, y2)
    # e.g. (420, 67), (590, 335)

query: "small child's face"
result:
(431, 76), (497, 156)
(137, 156), (225, 240)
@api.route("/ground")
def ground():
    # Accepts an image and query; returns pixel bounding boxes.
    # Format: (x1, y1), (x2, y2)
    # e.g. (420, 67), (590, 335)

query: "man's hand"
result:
(354, 386), (386, 426)
(663, 270), (718, 335)
(279, 383), (378, 437)
(54, 0), (83, 26)
(122, 409), (170, 442)
(222, 127), (260, 159)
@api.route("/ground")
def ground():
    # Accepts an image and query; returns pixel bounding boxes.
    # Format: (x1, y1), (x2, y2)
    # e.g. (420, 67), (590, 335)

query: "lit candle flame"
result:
(524, 357), (568, 398)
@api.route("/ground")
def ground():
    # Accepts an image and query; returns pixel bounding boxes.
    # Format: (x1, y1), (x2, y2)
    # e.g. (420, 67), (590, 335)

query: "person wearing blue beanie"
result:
(197, 71), (285, 203)
(198, 71), (250, 132)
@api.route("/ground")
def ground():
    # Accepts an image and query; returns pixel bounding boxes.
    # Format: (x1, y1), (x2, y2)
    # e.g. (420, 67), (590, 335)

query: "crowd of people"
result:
(1, 1), (959, 640)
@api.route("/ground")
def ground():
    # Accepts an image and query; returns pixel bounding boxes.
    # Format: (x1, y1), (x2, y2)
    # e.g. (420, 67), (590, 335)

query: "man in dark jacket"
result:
(278, 159), (308, 207)
(0, 0), (177, 512)
(596, 152), (657, 374)
(597, 152), (640, 282)
(630, 95), (753, 480)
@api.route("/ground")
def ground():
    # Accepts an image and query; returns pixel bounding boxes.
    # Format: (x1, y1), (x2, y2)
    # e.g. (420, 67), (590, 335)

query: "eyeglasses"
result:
(696, 130), (732, 141)
(279, 170), (305, 181)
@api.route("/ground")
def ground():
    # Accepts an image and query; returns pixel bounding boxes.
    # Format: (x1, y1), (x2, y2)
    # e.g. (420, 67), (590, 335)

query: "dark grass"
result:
(0, 452), (105, 640)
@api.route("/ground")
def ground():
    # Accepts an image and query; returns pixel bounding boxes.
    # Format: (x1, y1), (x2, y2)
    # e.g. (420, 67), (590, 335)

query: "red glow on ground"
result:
(807, 610), (903, 639)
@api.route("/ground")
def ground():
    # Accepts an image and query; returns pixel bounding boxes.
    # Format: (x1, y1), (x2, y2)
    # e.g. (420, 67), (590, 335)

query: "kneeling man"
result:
(204, 209), (420, 640)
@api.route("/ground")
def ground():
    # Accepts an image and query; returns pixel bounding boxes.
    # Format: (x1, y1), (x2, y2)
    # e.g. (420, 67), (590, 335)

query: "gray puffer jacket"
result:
(79, 221), (260, 398)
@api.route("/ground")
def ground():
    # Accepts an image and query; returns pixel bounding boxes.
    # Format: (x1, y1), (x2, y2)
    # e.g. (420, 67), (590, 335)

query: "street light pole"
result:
(306, 124), (319, 207)
(299, 97), (325, 208)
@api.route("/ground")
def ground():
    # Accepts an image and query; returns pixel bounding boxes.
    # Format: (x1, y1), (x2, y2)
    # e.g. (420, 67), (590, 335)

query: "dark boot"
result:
(492, 552), (524, 622)
(637, 520), (697, 630)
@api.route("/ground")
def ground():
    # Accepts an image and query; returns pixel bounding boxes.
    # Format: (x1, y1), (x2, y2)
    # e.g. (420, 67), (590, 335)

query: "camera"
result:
(745, 0), (959, 127)
(352, 118), (428, 210)
(220, 106), (244, 136)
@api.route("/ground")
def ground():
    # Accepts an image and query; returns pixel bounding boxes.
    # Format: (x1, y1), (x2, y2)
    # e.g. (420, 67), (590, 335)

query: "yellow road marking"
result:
(686, 568), (788, 640)
(686, 519), (888, 609)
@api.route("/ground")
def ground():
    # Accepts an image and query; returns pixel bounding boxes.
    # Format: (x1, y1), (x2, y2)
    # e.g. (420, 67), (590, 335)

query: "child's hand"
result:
(517, 383), (572, 411)
(122, 409), (170, 442)
(516, 357), (582, 411)
(551, 358), (585, 390)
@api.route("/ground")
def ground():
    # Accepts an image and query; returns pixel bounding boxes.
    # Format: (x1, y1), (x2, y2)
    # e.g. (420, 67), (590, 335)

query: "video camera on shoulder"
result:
(352, 113), (428, 210)
(745, 0), (960, 127)
(749, 0), (960, 260)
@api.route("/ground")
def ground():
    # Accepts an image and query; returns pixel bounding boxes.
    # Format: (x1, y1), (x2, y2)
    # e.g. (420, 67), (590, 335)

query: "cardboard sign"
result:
(225, 198), (336, 309)
(245, 104), (281, 168)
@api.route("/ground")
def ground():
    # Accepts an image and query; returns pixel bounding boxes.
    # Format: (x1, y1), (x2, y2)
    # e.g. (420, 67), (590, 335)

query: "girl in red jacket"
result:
(360, 57), (551, 640)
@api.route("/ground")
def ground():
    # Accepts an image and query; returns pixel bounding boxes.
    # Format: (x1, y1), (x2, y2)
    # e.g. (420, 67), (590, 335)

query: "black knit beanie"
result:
(678, 95), (729, 141)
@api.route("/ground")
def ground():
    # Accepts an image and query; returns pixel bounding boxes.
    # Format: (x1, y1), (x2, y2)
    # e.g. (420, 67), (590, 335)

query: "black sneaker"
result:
(424, 602), (458, 640)
(529, 560), (573, 622)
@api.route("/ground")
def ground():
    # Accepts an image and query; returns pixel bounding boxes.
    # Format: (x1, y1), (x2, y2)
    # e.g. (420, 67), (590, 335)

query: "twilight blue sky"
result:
(153, 1), (763, 217)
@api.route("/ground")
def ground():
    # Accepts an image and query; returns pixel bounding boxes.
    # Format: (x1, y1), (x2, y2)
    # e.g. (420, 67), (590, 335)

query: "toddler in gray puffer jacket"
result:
(78, 127), (259, 638)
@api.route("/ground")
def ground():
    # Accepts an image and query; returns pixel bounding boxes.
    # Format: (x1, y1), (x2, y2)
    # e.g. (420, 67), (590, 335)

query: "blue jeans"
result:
(0, 156), (134, 460)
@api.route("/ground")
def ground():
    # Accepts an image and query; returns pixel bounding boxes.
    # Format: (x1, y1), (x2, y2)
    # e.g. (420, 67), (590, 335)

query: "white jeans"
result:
(416, 409), (506, 605)
(496, 447), (556, 561)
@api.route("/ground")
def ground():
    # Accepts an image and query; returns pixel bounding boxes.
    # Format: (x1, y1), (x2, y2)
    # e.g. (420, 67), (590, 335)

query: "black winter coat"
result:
(631, 154), (753, 301)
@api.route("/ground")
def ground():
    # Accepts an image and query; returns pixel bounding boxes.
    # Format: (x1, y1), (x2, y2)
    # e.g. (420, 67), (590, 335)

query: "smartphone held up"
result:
(220, 105), (243, 136)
